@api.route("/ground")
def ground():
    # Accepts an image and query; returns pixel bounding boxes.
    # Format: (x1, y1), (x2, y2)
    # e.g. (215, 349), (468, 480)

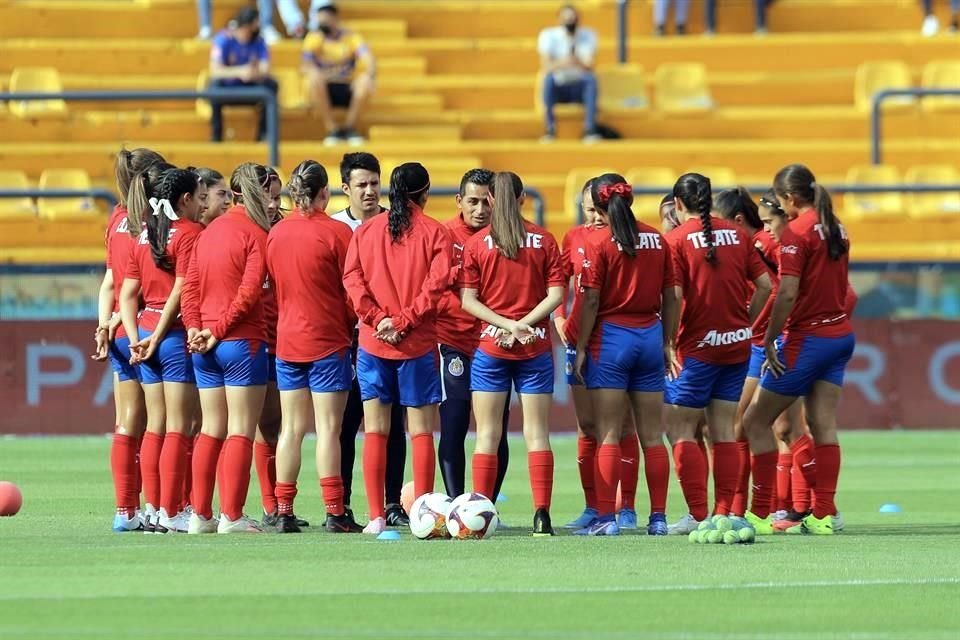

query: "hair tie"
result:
(149, 197), (179, 220)
(810, 181), (817, 189)
(598, 181), (633, 204)
(407, 181), (431, 196)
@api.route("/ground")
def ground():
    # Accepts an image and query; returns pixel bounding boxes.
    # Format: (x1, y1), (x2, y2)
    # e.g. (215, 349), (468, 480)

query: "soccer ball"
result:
(446, 493), (498, 539)
(408, 492), (453, 540)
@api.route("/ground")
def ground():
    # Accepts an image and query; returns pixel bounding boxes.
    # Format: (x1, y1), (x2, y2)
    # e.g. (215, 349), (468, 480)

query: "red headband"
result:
(598, 182), (632, 204)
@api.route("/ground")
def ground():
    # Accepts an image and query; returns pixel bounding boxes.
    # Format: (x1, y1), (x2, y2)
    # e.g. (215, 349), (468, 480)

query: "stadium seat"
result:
(654, 63), (713, 113)
(626, 167), (675, 226)
(275, 69), (308, 111)
(921, 60), (960, 113)
(37, 168), (95, 220)
(904, 165), (960, 220)
(8, 67), (67, 118)
(854, 61), (915, 112)
(195, 71), (212, 120)
(598, 64), (649, 112)
(843, 165), (905, 221)
(683, 167), (737, 190)
(563, 167), (616, 224)
(0, 170), (35, 219)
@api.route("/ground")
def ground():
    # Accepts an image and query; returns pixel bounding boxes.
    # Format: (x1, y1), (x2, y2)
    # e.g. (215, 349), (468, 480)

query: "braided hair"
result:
(147, 168), (201, 272)
(388, 162), (430, 243)
(288, 159), (329, 213)
(674, 172), (716, 264)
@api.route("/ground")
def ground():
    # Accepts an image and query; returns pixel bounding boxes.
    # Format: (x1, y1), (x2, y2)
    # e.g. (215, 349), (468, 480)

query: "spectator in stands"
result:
(302, 2), (375, 146)
(705, 0), (774, 34)
(197, 1), (307, 42)
(538, 4), (599, 143)
(922, 0), (960, 35)
(653, 0), (690, 35)
(208, 7), (278, 143)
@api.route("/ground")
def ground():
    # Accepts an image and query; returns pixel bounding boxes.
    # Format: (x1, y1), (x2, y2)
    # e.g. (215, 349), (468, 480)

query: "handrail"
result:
(616, 0), (629, 64)
(871, 88), (960, 165)
(0, 188), (117, 208)
(0, 88), (280, 167)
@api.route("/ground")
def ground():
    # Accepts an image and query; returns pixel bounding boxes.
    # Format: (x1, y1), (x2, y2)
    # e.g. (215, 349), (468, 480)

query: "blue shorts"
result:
(564, 346), (580, 386)
(439, 344), (472, 402)
(108, 333), (139, 382)
(585, 321), (664, 392)
(471, 350), (554, 395)
(357, 349), (441, 407)
(665, 356), (748, 408)
(276, 351), (352, 393)
(761, 332), (856, 397)
(138, 328), (194, 385)
(267, 353), (277, 384)
(747, 336), (784, 379)
(193, 339), (269, 389)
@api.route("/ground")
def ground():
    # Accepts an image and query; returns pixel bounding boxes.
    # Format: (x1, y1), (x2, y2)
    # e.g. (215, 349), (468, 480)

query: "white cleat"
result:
(157, 508), (189, 534)
(187, 512), (219, 534)
(667, 513), (702, 535)
(112, 511), (143, 532)
(217, 514), (263, 534)
(832, 512), (845, 532)
(362, 516), (386, 535)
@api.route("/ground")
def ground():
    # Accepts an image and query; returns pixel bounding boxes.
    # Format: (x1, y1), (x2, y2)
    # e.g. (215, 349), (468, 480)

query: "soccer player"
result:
(459, 172), (565, 537)
(197, 168), (230, 226)
(571, 174), (679, 536)
(267, 160), (361, 533)
(436, 169), (511, 500)
(659, 193), (680, 234)
(182, 162), (273, 534)
(664, 173), (772, 535)
(742, 165), (855, 535)
(120, 167), (207, 534)
(95, 148), (165, 532)
(343, 162), (452, 535)
(332, 152), (409, 528)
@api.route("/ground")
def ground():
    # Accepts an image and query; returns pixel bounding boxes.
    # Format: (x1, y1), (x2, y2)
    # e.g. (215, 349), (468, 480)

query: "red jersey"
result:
(105, 205), (137, 339)
(665, 217), (766, 365)
(778, 208), (852, 337)
(435, 213), (484, 354)
(459, 220), (565, 360)
(181, 206), (268, 342)
(343, 205), (453, 360)
(581, 222), (678, 355)
(750, 229), (780, 346)
(556, 224), (592, 346)
(126, 219), (203, 332)
(266, 210), (355, 362)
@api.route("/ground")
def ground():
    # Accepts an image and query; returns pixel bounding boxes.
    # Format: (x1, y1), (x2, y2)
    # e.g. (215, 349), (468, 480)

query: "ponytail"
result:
(714, 186), (762, 231)
(489, 171), (526, 260)
(674, 172), (716, 264)
(230, 162), (272, 232)
(388, 162), (430, 243)
(147, 168), (201, 272)
(126, 161), (174, 236)
(592, 173), (637, 257)
(288, 159), (329, 213)
(114, 147), (165, 207)
(773, 163), (847, 261)
(814, 184), (847, 260)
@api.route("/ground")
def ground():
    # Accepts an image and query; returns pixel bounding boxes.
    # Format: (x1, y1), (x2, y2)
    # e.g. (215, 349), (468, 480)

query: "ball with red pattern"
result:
(409, 492), (453, 540)
(446, 493), (498, 540)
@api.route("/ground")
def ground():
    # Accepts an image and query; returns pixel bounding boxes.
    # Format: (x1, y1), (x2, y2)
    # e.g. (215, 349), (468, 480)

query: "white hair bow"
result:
(149, 197), (179, 220)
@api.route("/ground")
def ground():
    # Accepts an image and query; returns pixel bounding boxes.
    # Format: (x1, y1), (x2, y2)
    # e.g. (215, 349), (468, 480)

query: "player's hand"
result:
(91, 326), (109, 361)
(131, 333), (159, 363)
(191, 329), (218, 354)
(508, 321), (536, 345)
(553, 317), (568, 346)
(241, 64), (258, 82)
(494, 327), (515, 349)
(574, 348), (587, 385)
(762, 341), (785, 377)
(663, 345), (681, 381)
(375, 317), (396, 339)
(107, 315), (122, 341)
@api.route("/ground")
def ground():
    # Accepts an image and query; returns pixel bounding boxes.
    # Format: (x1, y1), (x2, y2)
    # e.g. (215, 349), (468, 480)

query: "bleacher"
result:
(0, 0), (959, 263)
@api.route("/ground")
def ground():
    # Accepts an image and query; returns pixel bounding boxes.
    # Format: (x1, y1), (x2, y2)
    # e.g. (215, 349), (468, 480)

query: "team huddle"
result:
(95, 148), (856, 537)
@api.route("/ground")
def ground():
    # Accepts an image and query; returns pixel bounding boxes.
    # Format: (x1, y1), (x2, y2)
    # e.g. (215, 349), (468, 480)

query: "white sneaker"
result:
(197, 26), (212, 40)
(182, 504), (194, 518)
(832, 512), (845, 532)
(217, 514), (263, 534)
(143, 504), (158, 534)
(111, 511), (142, 532)
(772, 509), (789, 522)
(582, 133), (602, 144)
(262, 26), (282, 45)
(667, 513), (701, 535)
(922, 15), (940, 37)
(157, 508), (189, 534)
(187, 512), (219, 534)
(363, 516), (386, 535)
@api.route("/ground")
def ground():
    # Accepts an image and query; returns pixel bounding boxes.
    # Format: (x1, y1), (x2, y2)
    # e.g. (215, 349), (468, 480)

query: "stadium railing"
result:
(871, 88), (960, 165)
(617, 0), (629, 64)
(0, 88), (280, 167)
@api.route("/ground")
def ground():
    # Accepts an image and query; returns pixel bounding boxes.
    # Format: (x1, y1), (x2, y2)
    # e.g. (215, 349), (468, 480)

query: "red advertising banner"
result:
(1, 319), (958, 434)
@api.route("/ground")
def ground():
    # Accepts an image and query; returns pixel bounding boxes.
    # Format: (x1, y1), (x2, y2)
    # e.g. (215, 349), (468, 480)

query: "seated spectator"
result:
(922, 0), (960, 35)
(208, 8), (278, 143)
(653, 0), (690, 35)
(538, 4), (599, 143)
(302, 2), (375, 146)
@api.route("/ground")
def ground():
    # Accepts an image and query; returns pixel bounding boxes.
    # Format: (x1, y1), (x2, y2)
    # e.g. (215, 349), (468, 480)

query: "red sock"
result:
(642, 445), (669, 514)
(730, 439), (750, 516)
(674, 441), (708, 521)
(254, 441), (278, 515)
(618, 434), (639, 511)
(219, 435), (254, 521)
(134, 437), (143, 502)
(748, 451), (778, 518)
(576, 435), (598, 509)
(411, 432), (436, 499)
(362, 432), (388, 520)
(159, 432), (189, 516)
(775, 452), (794, 513)
(472, 453), (498, 501)
(191, 434), (223, 520)
(139, 432), (163, 510)
(813, 444), (840, 519)
(181, 434), (195, 511)
(110, 432), (139, 516)
(595, 444), (620, 517)
(528, 450), (554, 511)
(790, 434), (817, 512)
(711, 442), (739, 516)
(320, 476), (345, 516)
(275, 481), (297, 516)
(697, 439), (710, 488)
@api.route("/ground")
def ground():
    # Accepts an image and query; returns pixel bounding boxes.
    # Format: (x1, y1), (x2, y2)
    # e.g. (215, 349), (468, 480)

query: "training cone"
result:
(0, 481), (22, 516)
(377, 530), (401, 541)
(879, 503), (902, 514)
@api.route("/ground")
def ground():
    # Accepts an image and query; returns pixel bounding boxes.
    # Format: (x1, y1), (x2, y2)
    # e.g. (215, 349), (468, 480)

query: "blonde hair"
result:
(230, 162), (272, 231)
(490, 172), (526, 260)
(126, 161), (173, 236)
(114, 147), (165, 207)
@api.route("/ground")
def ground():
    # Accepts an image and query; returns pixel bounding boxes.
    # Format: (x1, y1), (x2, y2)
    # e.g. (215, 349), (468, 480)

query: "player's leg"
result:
(565, 344), (600, 528)
(109, 332), (146, 531)
(255, 376), (281, 526)
(493, 387), (511, 504)
(731, 348), (762, 517)
(400, 351), (442, 505)
(190, 348), (227, 534)
(439, 346), (472, 497)
(384, 401), (408, 526)
(515, 351), (556, 537)
(355, 349), (398, 534)
(338, 368), (363, 527)
(274, 359), (311, 533)
(576, 387), (626, 536)
(138, 351), (166, 533)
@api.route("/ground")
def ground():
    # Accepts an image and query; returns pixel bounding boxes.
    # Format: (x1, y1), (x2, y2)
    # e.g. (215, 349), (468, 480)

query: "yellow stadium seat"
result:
(904, 165), (960, 220)
(854, 61), (914, 113)
(564, 167), (616, 225)
(921, 60), (960, 113)
(682, 167), (737, 190)
(626, 167), (675, 226)
(195, 71), (212, 120)
(9, 67), (67, 118)
(37, 169), (95, 220)
(0, 170), (36, 219)
(654, 63), (713, 113)
(843, 165), (904, 221)
(275, 69), (308, 111)
(598, 64), (649, 112)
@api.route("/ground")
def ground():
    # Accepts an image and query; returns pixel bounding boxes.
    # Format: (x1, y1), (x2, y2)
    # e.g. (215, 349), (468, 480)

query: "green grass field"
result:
(0, 431), (958, 640)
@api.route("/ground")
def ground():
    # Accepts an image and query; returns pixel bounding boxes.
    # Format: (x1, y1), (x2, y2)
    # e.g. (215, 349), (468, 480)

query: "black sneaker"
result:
(326, 512), (364, 533)
(326, 506), (359, 529)
(385, 504), (410, 527)
(533, 508), (555, 537)
(143, 513), (156, 535)
(276, 514), (302, 534)
(675, 23), (687, 35)
(261, 511), (279, 528)
(296, 516), (310, 528)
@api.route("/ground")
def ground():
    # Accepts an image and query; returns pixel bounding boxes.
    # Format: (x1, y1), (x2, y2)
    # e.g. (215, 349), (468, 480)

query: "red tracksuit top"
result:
(105, 205), (138, 339)
(435, 213), (484, 354)
(556, 224), (593, 346)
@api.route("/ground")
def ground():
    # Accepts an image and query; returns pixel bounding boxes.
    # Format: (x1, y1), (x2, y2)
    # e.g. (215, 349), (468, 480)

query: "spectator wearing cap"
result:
(208, 7), (279, 143)
(302, 2), (375, 146)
